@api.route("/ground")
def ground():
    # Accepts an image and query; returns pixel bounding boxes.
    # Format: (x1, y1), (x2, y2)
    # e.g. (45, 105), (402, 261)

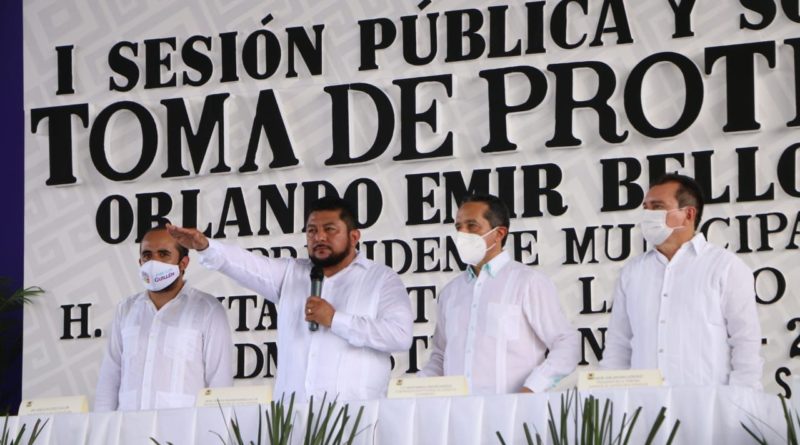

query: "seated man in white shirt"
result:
(419, 194), (580, 394)
(600, 174), (763, 388)
(167, 196), (413, 401)
(95, 225), (233, 411)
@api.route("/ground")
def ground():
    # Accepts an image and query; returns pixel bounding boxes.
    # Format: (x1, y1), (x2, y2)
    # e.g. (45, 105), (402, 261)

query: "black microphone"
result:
(309, 266), (324, 331)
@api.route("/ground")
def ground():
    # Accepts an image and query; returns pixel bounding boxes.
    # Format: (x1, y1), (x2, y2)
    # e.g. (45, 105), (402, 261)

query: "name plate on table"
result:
(18, 395), (88, 415)
(387, 376), (469, 399)
(196, 385), (272, 407)
(578, 369), (663, 390)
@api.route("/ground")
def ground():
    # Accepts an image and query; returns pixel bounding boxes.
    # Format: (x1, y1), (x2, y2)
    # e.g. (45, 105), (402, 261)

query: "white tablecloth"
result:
(6, 386), (787, 444)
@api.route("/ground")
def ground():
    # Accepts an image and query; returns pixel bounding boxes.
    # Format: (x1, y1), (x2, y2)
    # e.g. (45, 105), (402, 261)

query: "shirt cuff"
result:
(330, 312), (357, 344)
(523, 372), (555, 393)
(197, 240), (224, 270)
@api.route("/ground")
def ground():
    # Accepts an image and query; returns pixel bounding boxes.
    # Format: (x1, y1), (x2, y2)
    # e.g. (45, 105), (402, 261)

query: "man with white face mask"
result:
(94, 226), (233, 411)
(600, 174), (763, 388)
(419, 194), (580, 394)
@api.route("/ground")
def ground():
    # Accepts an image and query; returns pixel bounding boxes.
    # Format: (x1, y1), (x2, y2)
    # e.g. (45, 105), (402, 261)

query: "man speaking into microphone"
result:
(167, 197), (413, 401)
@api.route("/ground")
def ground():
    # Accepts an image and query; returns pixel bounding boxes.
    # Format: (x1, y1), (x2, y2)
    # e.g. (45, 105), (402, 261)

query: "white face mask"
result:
(139, 260), (180, 292)
(455, 227), (498, 266)
(640, 209), (685, 246)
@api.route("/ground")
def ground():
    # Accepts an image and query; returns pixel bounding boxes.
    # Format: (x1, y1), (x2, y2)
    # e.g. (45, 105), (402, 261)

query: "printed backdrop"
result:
(22, 0), (800, 403)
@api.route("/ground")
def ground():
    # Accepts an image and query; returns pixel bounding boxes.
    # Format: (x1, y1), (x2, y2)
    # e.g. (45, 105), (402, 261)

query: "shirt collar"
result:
(687, 232), (707, 253)
(138, 285), (190, 310)
(466, 250), (511, 281)
(325, 251), (369, 278)
(647, 232), (707, 263)
(352, 251), (370, 268)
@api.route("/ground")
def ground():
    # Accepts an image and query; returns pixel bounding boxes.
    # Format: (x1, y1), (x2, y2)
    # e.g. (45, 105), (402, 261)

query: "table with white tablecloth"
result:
(4, 386), (788, 444)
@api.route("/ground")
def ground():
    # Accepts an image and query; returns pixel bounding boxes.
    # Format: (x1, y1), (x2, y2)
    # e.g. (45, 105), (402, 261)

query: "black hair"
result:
(459, 193), (510, 246)
(141, 222), (189, 259)
(652, 173), (704, 229)
(307, 196), (358, 231)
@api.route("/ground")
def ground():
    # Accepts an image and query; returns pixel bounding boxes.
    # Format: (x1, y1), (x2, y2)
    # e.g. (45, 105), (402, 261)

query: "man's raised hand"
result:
(166, 224), (210, 251)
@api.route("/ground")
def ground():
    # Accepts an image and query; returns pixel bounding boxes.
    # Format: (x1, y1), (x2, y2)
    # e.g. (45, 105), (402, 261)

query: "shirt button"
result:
(660, 320), (665, 324)
(658, 348), (664, 353)
(662, 293), (668, 297)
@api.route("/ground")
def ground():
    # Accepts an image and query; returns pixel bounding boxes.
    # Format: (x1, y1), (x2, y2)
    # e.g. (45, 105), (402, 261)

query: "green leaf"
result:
(0, 283), (45, 312)
(210, 430), (226, 445)
(622, 407), (642, 445)
(26, 418), (49, 445)
(665, 420), (680, 445)
(643, 407), (667, 445)
(13, 423), (26, 445)
(344, 405), (364, 445)
(253, 402), (262, 445)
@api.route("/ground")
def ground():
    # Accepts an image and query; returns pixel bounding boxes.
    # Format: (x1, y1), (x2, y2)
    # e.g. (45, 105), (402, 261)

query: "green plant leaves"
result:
(1, 415), (49, 445)
(741, 394), (799, 445)
(497, 390), (680, 445)
(151, 392), (366, 445)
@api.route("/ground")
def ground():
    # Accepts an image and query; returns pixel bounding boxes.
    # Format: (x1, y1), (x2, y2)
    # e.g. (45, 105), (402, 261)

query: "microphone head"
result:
(310, 265), (324, 281)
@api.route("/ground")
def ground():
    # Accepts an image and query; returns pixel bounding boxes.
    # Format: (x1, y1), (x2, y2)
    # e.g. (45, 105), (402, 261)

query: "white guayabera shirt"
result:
(95, 286), (233, 411)
(197, 240), (414, 401)
(419, 251), (581, 394)
(600, 234), (764, 389)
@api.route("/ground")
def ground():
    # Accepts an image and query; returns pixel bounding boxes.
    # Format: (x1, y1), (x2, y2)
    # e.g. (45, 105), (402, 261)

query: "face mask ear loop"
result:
(483, 226), (501, 252)
(666, 207), (688, 231)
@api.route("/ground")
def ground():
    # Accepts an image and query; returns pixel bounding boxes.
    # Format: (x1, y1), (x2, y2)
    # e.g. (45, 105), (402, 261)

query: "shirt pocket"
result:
(164, 327), (202, 361)
(692, 278), (725, 327)
(486, 302), (522, 341)
(120, 326), (140, 364)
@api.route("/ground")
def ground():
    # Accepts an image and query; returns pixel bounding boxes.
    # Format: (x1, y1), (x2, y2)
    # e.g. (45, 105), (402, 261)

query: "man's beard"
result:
(310, 248), (350, 268)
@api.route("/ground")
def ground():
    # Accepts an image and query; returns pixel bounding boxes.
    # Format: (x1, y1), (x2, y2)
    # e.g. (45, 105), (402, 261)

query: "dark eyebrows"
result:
(306, 222), (340, 230)
(140, 247), (172, 256)
(455, 218), (479, 228)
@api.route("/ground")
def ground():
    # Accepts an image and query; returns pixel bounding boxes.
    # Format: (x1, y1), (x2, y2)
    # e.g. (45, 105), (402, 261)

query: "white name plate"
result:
(578, 369), (663, 391)
(387, 376), (469, 399)
(18, 395), (88, 415)
(196, 385), (272, 407)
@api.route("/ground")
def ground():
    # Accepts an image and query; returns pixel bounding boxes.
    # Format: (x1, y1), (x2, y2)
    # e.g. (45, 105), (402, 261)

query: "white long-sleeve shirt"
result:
(419, 251), (580, 394)
(95, 286), (233, 411)
(197, 240), (413, 401)
(600, 234), (764, 389)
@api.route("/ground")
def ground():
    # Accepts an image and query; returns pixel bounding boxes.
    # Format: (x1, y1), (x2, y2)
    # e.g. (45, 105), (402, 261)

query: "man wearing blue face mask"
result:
(94, 225), (233, 411)
(600, 174), (763, 389)
(419, 194), (580, 394)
